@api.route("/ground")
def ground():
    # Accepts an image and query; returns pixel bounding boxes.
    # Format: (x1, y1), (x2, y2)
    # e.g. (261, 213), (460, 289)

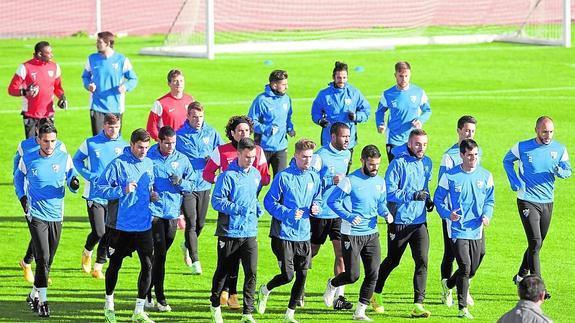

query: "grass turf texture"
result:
(0, 35), (574, 322)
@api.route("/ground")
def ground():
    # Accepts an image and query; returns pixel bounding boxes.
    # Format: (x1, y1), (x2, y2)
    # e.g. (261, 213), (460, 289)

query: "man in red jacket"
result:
(8, 41), (67, 138)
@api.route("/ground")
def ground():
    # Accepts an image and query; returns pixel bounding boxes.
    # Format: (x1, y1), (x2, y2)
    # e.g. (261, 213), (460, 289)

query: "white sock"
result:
(336, 285), (345, 297)
(355, 302), (367, 316)
(285, 308), (295, 318)
(83, 249), (92, 257)
(93, 262), (104, 272)
(30, 286), (38, 299)
(105, 294), (115, 310)
(38, 287), (47, 303)
(135, 298), (145, 314)
(261, 285), (270, 295)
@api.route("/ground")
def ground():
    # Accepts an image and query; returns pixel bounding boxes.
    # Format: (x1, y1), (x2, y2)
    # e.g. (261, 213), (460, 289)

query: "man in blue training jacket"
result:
(323, 144), (391, 322)
(503, 116), (571, 299)
(209, 137), (262, 323)
(434, 139), (495, 319)
(257, 138), (322, 323)
(375, 61), (431, 162)
(248, 69), (296, 177)
(96, 128), (159, 323)
(14, 123), (79, 317)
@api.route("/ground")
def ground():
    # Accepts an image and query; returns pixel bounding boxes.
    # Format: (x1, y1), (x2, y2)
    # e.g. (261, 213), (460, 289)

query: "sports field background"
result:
(0, 36), (574, 322)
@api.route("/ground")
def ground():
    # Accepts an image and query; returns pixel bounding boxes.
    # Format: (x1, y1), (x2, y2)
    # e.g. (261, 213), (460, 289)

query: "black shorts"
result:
(310, 217), (342, 245)
(106, 228), (153, 259)
(271, 237), (311, 271)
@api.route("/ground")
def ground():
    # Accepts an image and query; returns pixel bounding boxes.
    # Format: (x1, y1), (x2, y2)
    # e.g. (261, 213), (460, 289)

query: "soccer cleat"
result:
(131, 311), (155, 323)
(441, 279), (454, 307)
(19, 259), (34, 283)
(284, 315), (300, 323)
(334, 295), (353, 311)
(241, 314), (257, 323)
(219, 290), (229, 306)
(352, 312), (374, 321)
(81, 253), (92, 273)
(323, 278), (337, 307)
(157, 301), (172, 312)
(92, 269), (105, 279)
(210, 305), (223, 323)
(181, 242), (193, 267)
(466, 291), (475, 307)
(105, 309), (117, 323)
(256, 285), (269, 315)
(145, 297), (155, 309)
(227, 293), (241, 310)
(411, 303), (431, 318)
(26, 294), (39, 312)
(369, 294), (385, 313)
(458, 307), (474, 319)
(38, 301), (50, 318)
(190, 261), (203, 275)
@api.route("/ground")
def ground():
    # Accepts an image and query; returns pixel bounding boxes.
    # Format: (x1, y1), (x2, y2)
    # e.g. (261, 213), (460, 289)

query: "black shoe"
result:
(38, 302), (50, 317)
(26, 295), (39, 312)
(544, 291), (551, 300)
(333, 295), (353, 310)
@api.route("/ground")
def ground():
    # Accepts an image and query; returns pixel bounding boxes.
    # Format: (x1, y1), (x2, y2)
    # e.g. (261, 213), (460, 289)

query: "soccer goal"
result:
(139, 0), (572, 59)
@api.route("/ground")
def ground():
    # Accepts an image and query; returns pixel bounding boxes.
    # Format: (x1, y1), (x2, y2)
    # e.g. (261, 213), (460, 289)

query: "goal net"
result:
(139, 0), (572, 59)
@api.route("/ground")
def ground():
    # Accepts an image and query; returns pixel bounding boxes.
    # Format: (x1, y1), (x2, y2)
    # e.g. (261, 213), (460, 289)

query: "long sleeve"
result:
(311, 93), (324, 124)
(53, 64), (64, 97)
(482, 174), (495, 218)
(327, 182), (355, 223)
(73, 140), (95, 181)
(81, 58), (92, 89)
(7, 68), (25, 96)
(248, 100), (271, 135)
(555, 149), (572, 179)
(203, 157), (220, 184)
(354, 90), (370, 123)
(14, 158), (27, 199)
(146, 101), (163, 141)
(178, 159), (196, 193)
(416, 91), (431, 123)
(377, 184), (390, 217)
(65, 155), (79, 193)
(95, 161), (124, 200)
(256, 148), (271, 186)
(375, 97), (388, 128)
(263, 177), (294, 221)
(385, 160), (413, 203)
(433, 174), (452, 219)
(286, 97), (294, 132)
(503, 144), (521, 191)
(211, 174), (242, 215)
(122, 58), (138, 92)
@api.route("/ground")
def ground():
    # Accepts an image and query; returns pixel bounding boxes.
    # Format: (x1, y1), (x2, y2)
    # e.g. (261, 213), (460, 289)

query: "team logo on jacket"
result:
(389, 233), (396, 241)
(410, 95), (417, 103)
(171, 161), (179, 170)
(48, 70), (54, 78)
(391, 100), (397, 108)
(112, 63), (119, 71)
(522, 209), (530, 218)
(95, 150), (100, 158)
(344, 98), (352, 105)
(52, 164), (60, 173)
(307, 182), (314, 192)
(550, 151), (558, 160)
(344, 241), (351, 250)
(376, 184), (384, 193)
(282, 103), (288, 111)
(114, 147), (122, 156)
(454, 185), (462, 193)
(31, 168), (38, 176)
(476, 180), (484, 189)
(202, 136), (210, 145)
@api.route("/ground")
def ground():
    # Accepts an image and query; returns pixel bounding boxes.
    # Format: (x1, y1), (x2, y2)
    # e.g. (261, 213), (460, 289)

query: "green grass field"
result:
(0, 35), (574, 322)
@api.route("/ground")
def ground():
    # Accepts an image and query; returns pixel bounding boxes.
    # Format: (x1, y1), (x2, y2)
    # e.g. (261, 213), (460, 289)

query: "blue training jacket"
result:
(311, 82), (370, 149)
(248, 84), (294, 152)
(434, 165), (495, 240)
(311, 143), (351, 219)
(211, 159), (262, 238)
(176, 120), (224, 191)
(148, 144), (196, 220)
(264, 159), (322, 241)
(73, 131), (127, 205)
(503, 138), (571, 203)
(14, 149), (78, 222)
(95, 146), (155, 232)
(327, 168), (389, 236)
(385, 152), (432, 225)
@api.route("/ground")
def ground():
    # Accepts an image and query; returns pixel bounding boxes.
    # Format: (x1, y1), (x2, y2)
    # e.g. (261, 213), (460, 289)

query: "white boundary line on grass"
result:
(1, 86), (573, 114)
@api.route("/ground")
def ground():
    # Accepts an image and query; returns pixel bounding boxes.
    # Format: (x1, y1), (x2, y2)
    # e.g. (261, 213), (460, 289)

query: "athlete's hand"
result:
(482, 216), (490, 226)
(150, 190), (160, 202)
(118, 84), (127, 93)
(554, 162), (571, 178)
(385, 213), (394, 224)
(24, 83), (39, 97)
(288, 130), (296, 137)
(411, 119), (422, 129)
(425, 196), (435, 212)
(412, 190), (429, 201)
(318, 118), (329, 128)
(19, 196), (29, 214)
(347, 111), (356, 121)
(310, 203), (320, 216)
(169, 174), (182, 186)
(377, 124), (386, 134)
(88, 83), (97, 93)
(333, 174), (343, 185)
(351, 216), (362, 226)
(125, 181), (137, 193)
(294, 209), (304, 220)
(57, 95), (68, 110)
(450, 208), (461, 221)
(70, 176), (80, 190)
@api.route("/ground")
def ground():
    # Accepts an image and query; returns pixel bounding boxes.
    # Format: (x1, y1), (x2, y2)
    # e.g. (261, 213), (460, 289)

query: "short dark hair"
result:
(518, 275), (546, 302)
(459, 139), (478, 154)
(36, 118), (53, 130)
(38, 123), (57, 137)
(536, 116), (553, 128)
(332, 61), (348, 77)
(330, 122), (350, 136)
(167, 69), (183, 83)
(158, 126), (176, 140)
(269, 70), (288, 83)
(34, 41), (50, 55)
(409, 128), (427, 140)
(395, 61), (411, 72)
(237, 137), (256, 151)
(104, 113), (121, 125)
(97, 31), (115, 48)
(225, 115), (254, 141)
(295, 139), (316, 152)
(187, 101), (204, 113)
(361, 144), (381, 160)
(457, 115), (477, 129)
(130, 128), (150, 144)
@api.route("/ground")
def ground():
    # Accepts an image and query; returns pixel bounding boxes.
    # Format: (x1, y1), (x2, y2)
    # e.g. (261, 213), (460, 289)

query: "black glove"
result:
(70, 176), (80, 190)
(19, 196), (29, 213)
(57, 95), (67, 109)
(348, 111), (356, 121)
(425, 196), (435, 212)
(169, 174), (182, 186)
(318, 118), (329, 128)
(412, 190), (429, 201)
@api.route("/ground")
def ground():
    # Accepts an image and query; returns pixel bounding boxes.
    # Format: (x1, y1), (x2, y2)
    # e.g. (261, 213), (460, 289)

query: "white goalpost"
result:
(138, 0), (572, 59)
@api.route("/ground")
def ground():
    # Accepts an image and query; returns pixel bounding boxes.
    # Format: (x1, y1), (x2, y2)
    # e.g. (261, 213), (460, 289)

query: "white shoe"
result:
(144, 297), (155, 310)
(241, 314), (257, 323)
(256, 285), (269, 315)
(323, 278), (337, 307)
(157, 302), (172, 312)
(181, 242), (192, 267)
(441, 279), (453, 307)
(466, 291), (474, 307)
(210, 305), (223, 323)
(352, 313), (373, 321)
(190, 261), (202, 275)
